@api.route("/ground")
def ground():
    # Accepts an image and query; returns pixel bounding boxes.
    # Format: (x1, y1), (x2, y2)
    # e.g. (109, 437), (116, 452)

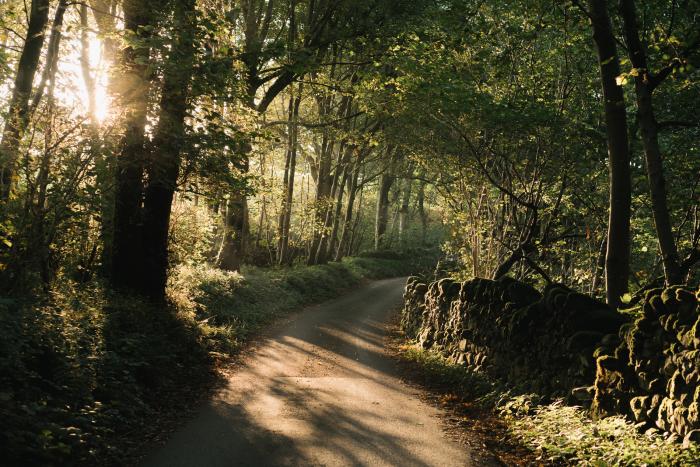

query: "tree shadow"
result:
(143, 278), (466, 467)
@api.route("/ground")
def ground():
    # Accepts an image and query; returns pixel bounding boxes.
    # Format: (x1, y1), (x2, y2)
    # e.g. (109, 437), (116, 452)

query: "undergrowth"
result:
(0, 251), (435, 466)
(399, 346), (700, 466)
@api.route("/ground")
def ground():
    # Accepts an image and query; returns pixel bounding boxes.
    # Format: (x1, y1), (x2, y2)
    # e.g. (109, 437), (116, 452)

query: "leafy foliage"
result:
(0, 252), (434, 464)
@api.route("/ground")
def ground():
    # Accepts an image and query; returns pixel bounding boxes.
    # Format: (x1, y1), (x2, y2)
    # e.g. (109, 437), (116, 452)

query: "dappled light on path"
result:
(143, 278), (483, 467)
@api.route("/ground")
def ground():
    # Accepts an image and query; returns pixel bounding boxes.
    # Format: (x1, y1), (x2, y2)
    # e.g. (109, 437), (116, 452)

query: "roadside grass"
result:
(0, 251), (436, 466)
(170, 253), (436, 353)
(398, 345), (700, 466)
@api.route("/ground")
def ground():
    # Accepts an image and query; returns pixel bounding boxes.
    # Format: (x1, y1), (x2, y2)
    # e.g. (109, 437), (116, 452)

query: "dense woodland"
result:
(0, 0), (699, 301)
(0, 0), (699, 464)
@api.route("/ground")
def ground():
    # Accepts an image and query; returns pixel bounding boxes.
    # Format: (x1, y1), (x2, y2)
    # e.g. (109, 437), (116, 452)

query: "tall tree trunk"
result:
(326, 161), (351, 260)
(398, 176), (413, 248)
(619, 0), (683, 285)
(335, 152), (363, 261)
(218, 0), (294, 270)
(0, 0), (51, 201)
(26, 23), (63, 288)
(349, 183), (365, 256)
(375, 171), (394, 250)
(316, 143), (352, 264)
(277, 88), (302, 265)
(140, 0), (196, 300)
(591, 234), (607, 295)
(314, 163), (340, 265)
(307, 132), (333, 265)
(217, 182), (249, 271)
(110, 0), (152, 290)
(587, 0), (632, 307)
(417, 178), (428, 244)
(29, 0), (68, 113)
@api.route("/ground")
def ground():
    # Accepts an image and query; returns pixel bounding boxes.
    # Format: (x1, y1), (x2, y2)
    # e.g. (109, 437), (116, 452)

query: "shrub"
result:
(2, 251), (438, 465)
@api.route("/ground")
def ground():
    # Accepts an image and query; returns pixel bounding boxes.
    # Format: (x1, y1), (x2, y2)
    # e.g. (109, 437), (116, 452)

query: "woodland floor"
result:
(139, 277), (508, 466)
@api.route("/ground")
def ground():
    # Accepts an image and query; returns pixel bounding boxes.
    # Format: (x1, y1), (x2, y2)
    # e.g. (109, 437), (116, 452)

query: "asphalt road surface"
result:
(142, 277), (489, 467)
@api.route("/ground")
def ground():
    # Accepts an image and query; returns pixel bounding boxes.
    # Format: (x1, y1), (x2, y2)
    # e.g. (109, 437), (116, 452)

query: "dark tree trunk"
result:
(348, 183), (365, 256)
(0, 0), (51, 201)
(375, 171), (394, 250)
(335, 153), (363, 261)
(620, 0), (683, 285)
(217, 187), (249, 271)
(110, 0), (152, 290)
(591, 235), (607, 296)
(140, 0), (196, 300)
(307, 132), (333, 265)
(327, 168), (350, 261)
(25, 1), (68, 286)
(417, 178), (428, 244)
(29, 0), (68, 113)
(316, 143), (352, 264)
(587, 0), (632, 308)
(398, 176), (413, 248)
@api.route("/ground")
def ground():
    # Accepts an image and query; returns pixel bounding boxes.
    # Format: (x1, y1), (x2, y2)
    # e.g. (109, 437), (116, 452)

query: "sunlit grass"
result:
(507, 401), (700, 466)
(399, 346), (700, 466)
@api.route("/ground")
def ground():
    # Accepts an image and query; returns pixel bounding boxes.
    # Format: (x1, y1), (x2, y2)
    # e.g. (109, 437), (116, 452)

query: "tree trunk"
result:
(398, 176), (413, 248)
(277, 89), (302, 265)
(218, 0), (297, 270)
(349, 183), (365, 256)
(0, 0), (51, 201)
(217, 189), (249, 271)
(314, 163), (341, 264)
(307, 132), (333, 264)
(375, 171), (394, 250)
(316, 143), (352, 264)
(29, 0), (68, 113)
(335, 153), (363, 261)
(619, 0), (683, 285)
(326, 159), (351, 260)
(587, 0), (632, 308)
(591, 234), (607, 296)
(140, 0), (196, 300)
(88, 0), (118, 270)
(110, 0), (152, 290)
(417, 178), (428, 244)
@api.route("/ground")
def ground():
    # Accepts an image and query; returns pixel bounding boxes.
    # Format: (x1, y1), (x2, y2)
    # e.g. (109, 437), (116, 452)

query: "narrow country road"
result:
(142, 277), (490, 467)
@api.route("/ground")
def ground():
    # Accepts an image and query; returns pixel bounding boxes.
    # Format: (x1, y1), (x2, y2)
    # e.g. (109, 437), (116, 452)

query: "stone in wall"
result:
(592, 286), (700, 443)
(400, 275), (627, 398)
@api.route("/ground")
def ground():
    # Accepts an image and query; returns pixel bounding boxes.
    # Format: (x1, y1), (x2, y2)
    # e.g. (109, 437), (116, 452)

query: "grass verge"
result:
(396, 344), (700, 466)
(0, 251), (435, 466)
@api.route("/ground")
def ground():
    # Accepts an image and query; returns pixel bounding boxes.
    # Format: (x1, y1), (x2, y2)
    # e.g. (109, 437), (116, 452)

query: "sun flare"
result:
(54, 30), (112, 124)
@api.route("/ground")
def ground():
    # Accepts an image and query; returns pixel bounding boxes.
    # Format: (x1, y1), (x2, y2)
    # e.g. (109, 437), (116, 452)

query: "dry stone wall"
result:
(592, 286), (700, 445)
(401, 276), (700, 443)
(401, 275), (627, 398)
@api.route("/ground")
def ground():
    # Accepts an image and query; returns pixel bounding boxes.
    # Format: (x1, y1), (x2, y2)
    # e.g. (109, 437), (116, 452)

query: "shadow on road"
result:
(143, 278), (473, 467)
